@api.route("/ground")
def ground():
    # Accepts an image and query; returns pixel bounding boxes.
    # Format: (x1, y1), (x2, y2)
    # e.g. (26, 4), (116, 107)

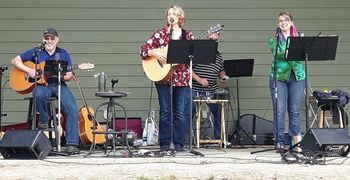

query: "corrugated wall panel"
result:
(0, 0), (349, 137)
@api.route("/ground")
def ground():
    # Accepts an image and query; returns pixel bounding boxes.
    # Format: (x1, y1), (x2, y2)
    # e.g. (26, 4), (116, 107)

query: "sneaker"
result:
(160, 145), (169, 152)
(66, 145), (80, 155)
(275, 144), (287, 153)
(175, 144), (184, 152)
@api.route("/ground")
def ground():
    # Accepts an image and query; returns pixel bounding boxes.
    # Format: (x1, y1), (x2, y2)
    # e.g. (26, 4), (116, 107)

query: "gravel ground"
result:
(0, 146), (349, 179)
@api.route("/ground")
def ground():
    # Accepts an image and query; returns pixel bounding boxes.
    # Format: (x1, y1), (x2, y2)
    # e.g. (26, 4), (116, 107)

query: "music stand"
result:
(224, 59), (254, 145)
(44, 60), (68, 76)
(44, 60), (68, 152)
(285, 35), (338, 131)
(167, 39), (217, 156)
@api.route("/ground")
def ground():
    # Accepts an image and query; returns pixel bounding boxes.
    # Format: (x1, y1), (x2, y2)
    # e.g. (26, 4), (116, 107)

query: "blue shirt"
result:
(19, 47), (73, 85)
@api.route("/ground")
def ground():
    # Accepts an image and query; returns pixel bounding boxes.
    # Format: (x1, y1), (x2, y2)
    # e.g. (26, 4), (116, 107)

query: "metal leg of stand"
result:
(88, 97), (129, 156)
(47, 98), (61, 152)
(196, 102), (201, 149)
(220, 101), (226, 148)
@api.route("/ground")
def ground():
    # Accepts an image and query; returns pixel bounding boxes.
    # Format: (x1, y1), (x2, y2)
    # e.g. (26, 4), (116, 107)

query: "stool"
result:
(311, 96), (345, 128)
(88, 91), (129, 156)
(194, 99), (229, 148)
(26, 97), (62, 151)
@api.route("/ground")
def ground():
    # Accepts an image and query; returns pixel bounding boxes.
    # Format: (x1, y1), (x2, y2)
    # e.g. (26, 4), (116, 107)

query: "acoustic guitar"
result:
(73, 73), (106, 145)
(9, 61), (94, 94)
(141, 24), (224, 83)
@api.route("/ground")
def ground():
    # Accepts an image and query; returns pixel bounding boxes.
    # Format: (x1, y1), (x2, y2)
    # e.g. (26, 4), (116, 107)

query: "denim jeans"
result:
(190, 90), (221, 139)
(156, 84), (190, 147)
(269, 72), (304, 146)
(33, 83), (79, 146)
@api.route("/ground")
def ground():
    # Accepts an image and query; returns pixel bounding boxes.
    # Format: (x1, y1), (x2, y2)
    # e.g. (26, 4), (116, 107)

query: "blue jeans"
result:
(33, 83), (79, 146)
(156, 84), (190, 147)
(190, 90), (221, 139)
(269, 73), (304, 146)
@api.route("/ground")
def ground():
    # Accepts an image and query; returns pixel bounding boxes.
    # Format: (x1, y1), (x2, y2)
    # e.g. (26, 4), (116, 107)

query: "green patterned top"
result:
(267, 36), (305, 81)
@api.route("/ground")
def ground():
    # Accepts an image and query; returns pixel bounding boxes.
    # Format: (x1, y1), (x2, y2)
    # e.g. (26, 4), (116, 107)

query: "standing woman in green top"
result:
(267, 11), (305, 152)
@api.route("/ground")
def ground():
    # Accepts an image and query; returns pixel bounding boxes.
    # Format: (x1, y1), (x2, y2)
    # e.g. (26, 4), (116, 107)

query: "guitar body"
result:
(42, 111), (65, 140)
(142, 47), (173, 83)
(10, 61), (94, 94)
(78, 106), (105, 144)
(9, 61), (47, 94)
(141, 24), (223, 83)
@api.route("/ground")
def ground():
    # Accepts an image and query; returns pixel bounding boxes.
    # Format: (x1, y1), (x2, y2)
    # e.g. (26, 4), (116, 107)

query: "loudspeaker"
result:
(0, 130), (52, 159)
(301, 128), (350, 157)
(232, 114), (274, 145)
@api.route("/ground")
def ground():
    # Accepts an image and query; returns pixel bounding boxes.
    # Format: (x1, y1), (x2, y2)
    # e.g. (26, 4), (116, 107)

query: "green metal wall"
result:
(1, 0), (350, 135)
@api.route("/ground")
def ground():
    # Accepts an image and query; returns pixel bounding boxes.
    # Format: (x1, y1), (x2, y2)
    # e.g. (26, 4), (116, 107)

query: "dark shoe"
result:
(275, 145), (287, 153)
(160, 145), (169, 152)
(175, 144), (184, 152)
(38, 123), (48, 130)
(276, 148), (287, 153)
(66, 145), (80, 155)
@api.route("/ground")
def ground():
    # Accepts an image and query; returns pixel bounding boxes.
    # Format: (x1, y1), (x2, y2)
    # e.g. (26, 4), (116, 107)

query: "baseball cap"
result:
(43, 28), (58, 37)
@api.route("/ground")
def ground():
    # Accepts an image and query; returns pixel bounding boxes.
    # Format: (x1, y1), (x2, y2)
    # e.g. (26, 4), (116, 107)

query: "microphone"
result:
(169, 18), (174, 39)
(40, 40), (48, 47)
(275, 27), (281, 38)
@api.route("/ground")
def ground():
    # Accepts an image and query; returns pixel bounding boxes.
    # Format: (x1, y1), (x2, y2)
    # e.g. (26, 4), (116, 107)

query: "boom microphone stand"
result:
(168, 23), (176, 152)
(251, 28), (280, 154)
(31, 42), (46, 130)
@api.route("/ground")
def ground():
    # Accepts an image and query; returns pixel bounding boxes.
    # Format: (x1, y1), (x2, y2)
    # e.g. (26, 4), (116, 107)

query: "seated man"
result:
(11, 28), (80, 155)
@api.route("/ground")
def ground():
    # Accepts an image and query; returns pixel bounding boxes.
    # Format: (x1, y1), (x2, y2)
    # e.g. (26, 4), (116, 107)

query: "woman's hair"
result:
(278, 11), (298, 37)
(278, 11), (293, 21)
(165, 5), (186, 27)
(276, 11), (298, 42)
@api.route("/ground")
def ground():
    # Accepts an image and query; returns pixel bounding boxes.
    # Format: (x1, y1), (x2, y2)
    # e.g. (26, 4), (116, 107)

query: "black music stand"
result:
(167, 39), (217, 156)
(44, 60), (68, 152)
(44, 60), (68, 76)
(224, 59), (254, 145)
(285, 35), (338, 131)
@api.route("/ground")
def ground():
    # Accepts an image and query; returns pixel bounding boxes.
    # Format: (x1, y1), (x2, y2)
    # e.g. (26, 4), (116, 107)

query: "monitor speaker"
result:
(301, 128), (350, 157)
(0, 130), (52, 159)
(231, 114), (274, 145)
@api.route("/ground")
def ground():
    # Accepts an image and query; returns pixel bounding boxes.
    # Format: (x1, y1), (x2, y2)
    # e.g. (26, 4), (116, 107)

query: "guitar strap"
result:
(181, 29), (186, 40)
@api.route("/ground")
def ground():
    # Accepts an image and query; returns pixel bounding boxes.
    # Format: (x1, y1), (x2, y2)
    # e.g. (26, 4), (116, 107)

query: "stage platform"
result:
(0, 145), (349, 179)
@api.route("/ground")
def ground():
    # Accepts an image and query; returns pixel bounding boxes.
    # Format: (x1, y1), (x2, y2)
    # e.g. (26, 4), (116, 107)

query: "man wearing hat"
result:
(11, 28), (80, 155)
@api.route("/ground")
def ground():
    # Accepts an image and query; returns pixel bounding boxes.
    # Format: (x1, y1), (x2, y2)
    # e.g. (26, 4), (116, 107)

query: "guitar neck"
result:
(196, 31), (211, 40)
(68, 65), (78, 71)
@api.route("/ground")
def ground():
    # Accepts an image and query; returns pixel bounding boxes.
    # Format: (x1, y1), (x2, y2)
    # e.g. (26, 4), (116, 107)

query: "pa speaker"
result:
(0, 130), (52, 159)
(232, 114), (274, 145)
(301, 128), (350, 157)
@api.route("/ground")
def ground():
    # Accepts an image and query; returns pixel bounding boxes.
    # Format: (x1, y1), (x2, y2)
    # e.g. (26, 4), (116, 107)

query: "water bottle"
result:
(98, 72), (106, 92)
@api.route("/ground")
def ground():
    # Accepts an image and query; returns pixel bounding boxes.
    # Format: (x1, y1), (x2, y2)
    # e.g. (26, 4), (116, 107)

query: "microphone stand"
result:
(0, 66), (8, 133)
(252, 29), (281, 154)
(168, 23), (176, 153)
(31, 43), (45, 130)
(56, 60), (63, 152)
